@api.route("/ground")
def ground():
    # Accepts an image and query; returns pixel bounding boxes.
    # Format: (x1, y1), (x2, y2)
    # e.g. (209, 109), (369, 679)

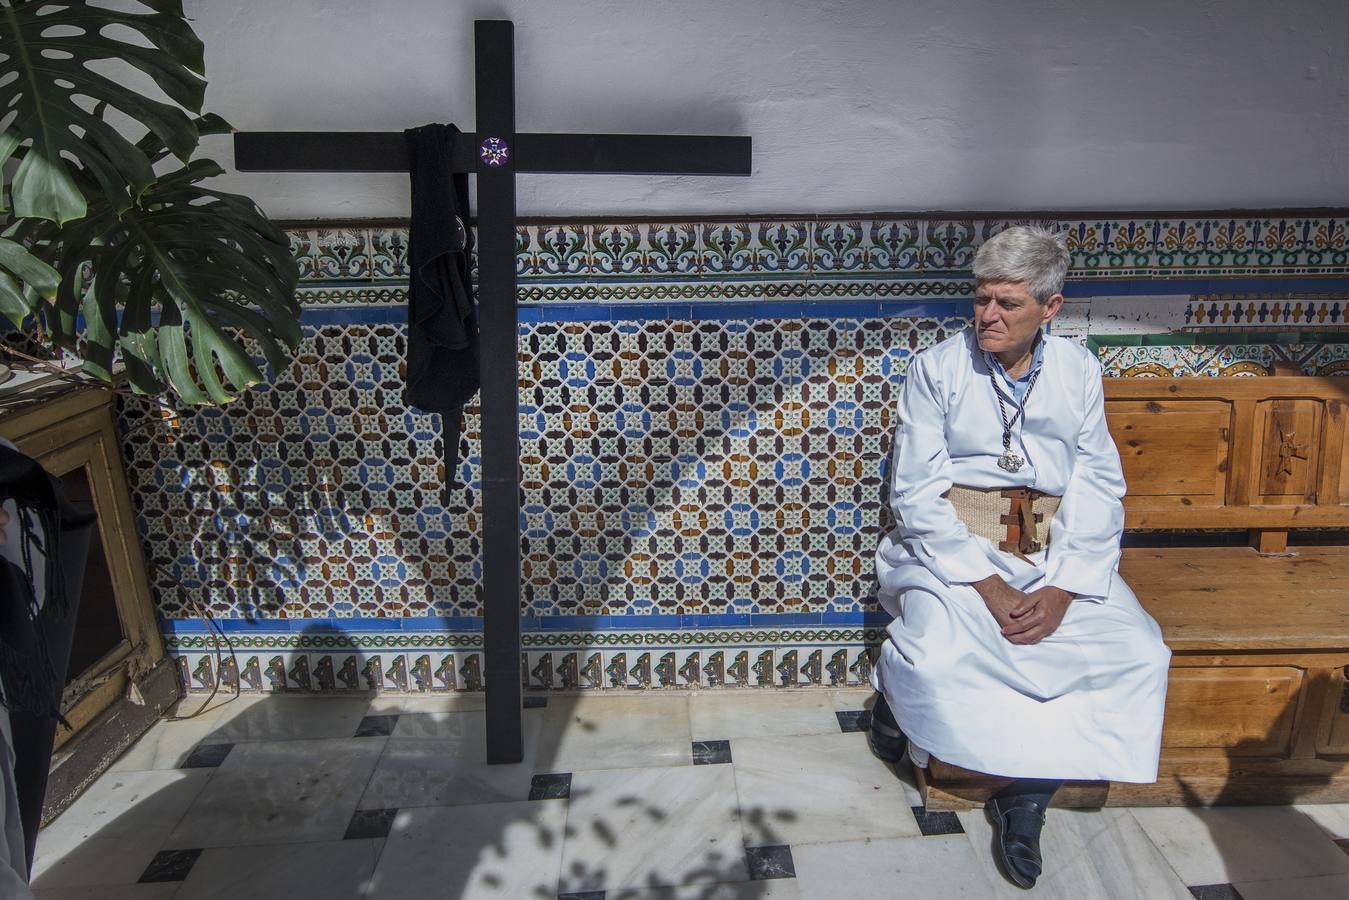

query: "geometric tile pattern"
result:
(123, 314), (967, 623)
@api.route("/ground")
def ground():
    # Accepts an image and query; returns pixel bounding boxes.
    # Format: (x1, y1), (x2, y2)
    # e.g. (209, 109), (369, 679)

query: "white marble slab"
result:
(358, 707), (542, 809)
(793, 834), (997, 897)
(1296, 803), (1349, 841)
(368, 800), (566, 898)
(175, 838), (381, 899)
(537, 693), (692, 771)
(1234, 873), (1349, 900)
(398, 691), (487, 713)
(828, 688), (877, 712)
(958, 806), (1191, 900)
(689, 690), (840, 740)
(561, 765), (747, 893)
(732, 732), (921, 847)
(1130, 805), (1349, 886)
(109, 695), (272, 772)
(609, 882), (802, 899)
(34, 885), (182, 900)
(163, 737), (384, 848)
(197, 694), (372, 743)
(32, 769), (211, 890)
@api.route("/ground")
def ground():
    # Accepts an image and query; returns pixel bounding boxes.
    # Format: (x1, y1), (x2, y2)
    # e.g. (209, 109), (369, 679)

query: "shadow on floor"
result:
(31, 687), (815, 898)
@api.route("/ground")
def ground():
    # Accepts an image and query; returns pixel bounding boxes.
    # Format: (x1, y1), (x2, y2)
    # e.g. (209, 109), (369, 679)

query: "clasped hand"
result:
(973, 575), (1072, 645)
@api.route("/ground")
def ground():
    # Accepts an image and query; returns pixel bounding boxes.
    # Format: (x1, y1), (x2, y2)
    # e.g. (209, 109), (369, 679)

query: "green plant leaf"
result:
(0, 237), (59, 299)
(0, 1), (207, 222)
(34, 151), (301, 406)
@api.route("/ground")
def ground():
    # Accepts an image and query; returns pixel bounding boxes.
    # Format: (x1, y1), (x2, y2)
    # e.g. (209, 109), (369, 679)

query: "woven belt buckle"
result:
(997, 488), (1043, 557)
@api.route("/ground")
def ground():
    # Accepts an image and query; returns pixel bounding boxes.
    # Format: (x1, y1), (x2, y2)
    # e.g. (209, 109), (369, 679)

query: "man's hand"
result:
(1000, 586), (1073, 645)
(971, 575), (1030, 632)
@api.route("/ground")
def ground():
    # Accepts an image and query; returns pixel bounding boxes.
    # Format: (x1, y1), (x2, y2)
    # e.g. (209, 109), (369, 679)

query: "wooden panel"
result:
(1253, 399), (1322, 504)
(1105, 400), (1230, 506)
(1125, 504), (1349, 530)
(1123, 546), (1349, 650)
(1323, 666), (1349, 754)
(1322, 399), (1348, 506)
(1162, 667), (1303, 756)
(1103, 375), (1349, 403)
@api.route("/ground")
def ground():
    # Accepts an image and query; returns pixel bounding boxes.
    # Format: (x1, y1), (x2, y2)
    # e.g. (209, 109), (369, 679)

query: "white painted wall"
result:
(186, 0), (1349, 220)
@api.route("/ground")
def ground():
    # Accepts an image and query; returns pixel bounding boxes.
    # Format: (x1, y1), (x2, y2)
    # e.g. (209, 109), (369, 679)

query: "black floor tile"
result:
(138, 848), (202, 883)
(1188, 885), (1245, 900)
(524, 694), (548, 708)
(746, 844), (796, 880)
(531, 772), (572, 800)
(558, 892), (605, 900)
(911, 805), (964, 836)
(354, 714), (398, 737)
(692, 740), (732, 765)
(180, 743), (233, 768)
(344, 807), (398, 840)
(835, 709), (871, 733)
(1337, 838), (1349, 856)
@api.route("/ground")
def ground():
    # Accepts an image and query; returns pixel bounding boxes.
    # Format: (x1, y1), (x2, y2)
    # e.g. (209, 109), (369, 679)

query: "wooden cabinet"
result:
(0, 387), (168, 752)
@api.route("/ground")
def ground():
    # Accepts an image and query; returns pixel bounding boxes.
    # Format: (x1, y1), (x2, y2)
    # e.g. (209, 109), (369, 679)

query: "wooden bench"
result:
(918, 375), (1349, 809)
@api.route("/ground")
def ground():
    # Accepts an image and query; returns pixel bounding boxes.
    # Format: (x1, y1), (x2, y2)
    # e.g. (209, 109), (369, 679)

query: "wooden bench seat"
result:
(918, 376), (1349, 809)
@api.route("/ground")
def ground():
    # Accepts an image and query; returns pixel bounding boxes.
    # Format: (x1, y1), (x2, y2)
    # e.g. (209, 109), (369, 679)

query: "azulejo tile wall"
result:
(131, 214), (1349, 694)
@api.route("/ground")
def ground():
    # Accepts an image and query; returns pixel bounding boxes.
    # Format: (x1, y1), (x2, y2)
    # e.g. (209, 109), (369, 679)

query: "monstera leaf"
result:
(0, 3), (301, 407)
(16, 139), (301, 403)
(0, 0), (206, 223)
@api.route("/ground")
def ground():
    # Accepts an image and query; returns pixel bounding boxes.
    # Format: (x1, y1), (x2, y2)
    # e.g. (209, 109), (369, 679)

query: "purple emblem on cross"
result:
(479, 137), (510, 167)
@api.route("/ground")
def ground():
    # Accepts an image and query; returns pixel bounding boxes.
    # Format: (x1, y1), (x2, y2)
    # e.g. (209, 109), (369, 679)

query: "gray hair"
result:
(972, 226), (1070, 303)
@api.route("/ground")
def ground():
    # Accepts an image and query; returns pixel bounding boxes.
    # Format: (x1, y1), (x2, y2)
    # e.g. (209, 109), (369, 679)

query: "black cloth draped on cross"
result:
(403, 123), (477, 487)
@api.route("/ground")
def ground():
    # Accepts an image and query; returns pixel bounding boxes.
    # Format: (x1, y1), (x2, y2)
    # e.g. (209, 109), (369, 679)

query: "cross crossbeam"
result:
(233, 19), (751, 763)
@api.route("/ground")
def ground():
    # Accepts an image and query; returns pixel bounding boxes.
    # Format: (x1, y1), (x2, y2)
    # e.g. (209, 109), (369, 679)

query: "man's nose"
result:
(978, 304), (999, 323)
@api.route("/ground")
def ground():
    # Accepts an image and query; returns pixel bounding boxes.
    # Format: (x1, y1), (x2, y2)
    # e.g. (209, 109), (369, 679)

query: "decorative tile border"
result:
(1185, 294), (1349, 329)
(285, 215), (1349, 290)
(167, 628), (883, 693)
(1091, 332), (1349, 377)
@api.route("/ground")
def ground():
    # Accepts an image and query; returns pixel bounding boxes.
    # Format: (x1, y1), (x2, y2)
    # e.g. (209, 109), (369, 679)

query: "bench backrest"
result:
(1103, 376), (1349, 532)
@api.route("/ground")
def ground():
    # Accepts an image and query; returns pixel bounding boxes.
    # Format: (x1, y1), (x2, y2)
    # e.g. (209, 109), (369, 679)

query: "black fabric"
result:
(0, 444), (95, 874)
(403, 123), (477, 486)
(0, 445), (93, 717)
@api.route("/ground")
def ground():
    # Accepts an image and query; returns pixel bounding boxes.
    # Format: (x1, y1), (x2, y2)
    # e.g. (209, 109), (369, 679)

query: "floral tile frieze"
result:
(283, 214), (1349, 291)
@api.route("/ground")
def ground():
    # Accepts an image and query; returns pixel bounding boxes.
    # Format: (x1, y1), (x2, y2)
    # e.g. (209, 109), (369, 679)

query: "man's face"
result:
(973, 280), (1063, 357)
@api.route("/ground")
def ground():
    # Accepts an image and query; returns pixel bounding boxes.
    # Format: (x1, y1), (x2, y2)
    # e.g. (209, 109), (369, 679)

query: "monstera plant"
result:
(0, 0), (299, 406)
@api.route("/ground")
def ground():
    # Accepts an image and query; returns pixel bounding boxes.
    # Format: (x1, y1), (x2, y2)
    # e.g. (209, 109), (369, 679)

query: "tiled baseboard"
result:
(168, 628), (882, 694)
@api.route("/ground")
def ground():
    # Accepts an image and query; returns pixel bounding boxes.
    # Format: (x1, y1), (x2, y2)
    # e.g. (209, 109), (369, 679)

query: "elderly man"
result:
(868, 226), (1170, 889)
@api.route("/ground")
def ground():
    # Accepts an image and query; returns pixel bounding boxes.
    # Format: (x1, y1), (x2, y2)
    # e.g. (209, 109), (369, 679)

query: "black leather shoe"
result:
(866, 693), (907, 764)
(986, 793), (1050, 889)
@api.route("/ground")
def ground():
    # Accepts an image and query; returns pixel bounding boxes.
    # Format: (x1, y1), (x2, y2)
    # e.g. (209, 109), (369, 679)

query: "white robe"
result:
(872, 328), (1170, 783)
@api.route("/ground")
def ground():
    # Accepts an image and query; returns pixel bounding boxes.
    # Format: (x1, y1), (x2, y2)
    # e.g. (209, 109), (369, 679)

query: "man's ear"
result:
(1040, 293), (1064, 325)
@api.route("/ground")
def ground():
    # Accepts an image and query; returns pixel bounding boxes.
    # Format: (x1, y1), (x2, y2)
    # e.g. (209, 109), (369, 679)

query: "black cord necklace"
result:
(986, 352), (1041, 473)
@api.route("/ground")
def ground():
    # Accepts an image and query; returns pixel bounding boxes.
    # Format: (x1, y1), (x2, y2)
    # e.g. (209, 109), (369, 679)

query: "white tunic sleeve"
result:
(889, 353), (999, 587)
(1042, 353), (1126, 600)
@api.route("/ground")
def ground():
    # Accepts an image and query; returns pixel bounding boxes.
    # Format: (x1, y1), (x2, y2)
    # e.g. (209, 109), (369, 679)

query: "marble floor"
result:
(29, 688), (1349, 899)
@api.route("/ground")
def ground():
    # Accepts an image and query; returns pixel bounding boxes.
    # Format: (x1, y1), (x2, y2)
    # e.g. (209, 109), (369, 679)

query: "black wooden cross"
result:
(233, 19), (752, 763)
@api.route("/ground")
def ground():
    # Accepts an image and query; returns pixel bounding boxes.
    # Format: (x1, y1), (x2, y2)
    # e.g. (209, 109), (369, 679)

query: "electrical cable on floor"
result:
(167, 594), (240, 721)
